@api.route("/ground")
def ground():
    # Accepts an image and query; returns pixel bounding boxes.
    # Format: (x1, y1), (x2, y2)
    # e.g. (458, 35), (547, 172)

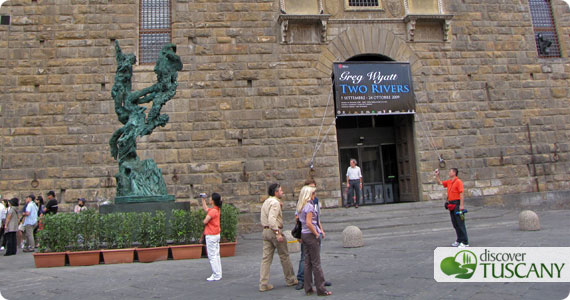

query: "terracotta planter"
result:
(33, 252), (67, 268)
(170, 244), (202, 260)
(67, 250), (101, 266)
(136, 247), (169, 263)
(220, 241), (237, 257)
(101, 248), (135, 264)
(202, 241), (237, 257)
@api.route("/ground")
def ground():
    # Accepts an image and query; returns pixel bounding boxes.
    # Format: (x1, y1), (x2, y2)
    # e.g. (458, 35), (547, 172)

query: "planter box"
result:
(33, 252), (67, 268)
(101, 248), (135, 264)
(202, 241), (237, 257)
(220, 241), (237, 257)
(136, 247), (169, 263)
(170, 244), (202, 260)
(67, 250), (101, 266)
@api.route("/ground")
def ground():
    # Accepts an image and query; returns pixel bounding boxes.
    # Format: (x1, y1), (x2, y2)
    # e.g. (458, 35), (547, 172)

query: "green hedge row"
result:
(37, 205), (239, 253)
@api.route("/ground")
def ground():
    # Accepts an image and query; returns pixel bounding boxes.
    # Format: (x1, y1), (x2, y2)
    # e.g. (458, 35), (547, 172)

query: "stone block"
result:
(519, 210), (540, 231)
(284, 230), (301, 253)
(342, 225), (363, 248)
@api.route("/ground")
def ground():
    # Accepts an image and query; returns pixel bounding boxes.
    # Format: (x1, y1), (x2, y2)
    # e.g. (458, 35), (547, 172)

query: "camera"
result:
(199, 193), (207, 198)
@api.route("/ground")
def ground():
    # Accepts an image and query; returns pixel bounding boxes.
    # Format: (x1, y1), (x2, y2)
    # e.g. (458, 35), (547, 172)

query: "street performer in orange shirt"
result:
(435, 168), (469, 248)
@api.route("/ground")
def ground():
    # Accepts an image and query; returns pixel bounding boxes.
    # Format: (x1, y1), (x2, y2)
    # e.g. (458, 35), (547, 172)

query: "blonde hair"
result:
(296, 185), (316, 214)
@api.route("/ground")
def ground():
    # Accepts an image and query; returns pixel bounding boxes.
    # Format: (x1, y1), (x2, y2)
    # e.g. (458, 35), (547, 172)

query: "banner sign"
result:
(434, 247), (570, 282)
(333, 62), (415, 116)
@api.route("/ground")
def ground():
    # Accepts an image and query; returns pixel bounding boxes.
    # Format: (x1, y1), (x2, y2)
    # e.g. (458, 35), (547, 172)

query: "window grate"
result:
(348, 0), (379, 7)
(139, 0), (171, 64)
(528, 0), (561, 58)
(1, 15), (10, 25)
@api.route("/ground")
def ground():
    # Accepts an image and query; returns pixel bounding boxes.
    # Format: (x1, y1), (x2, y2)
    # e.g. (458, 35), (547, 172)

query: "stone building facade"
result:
(0, 0), (568, 212)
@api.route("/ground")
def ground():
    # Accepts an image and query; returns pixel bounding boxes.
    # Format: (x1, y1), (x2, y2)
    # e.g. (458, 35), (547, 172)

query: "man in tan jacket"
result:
(259, 183), (298, 292)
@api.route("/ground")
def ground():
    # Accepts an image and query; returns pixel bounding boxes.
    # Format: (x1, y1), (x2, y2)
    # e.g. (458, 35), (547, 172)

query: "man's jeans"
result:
(449, 203), (468, 244)
(297, 243), (305, 282)
(347, 179), (361, 205)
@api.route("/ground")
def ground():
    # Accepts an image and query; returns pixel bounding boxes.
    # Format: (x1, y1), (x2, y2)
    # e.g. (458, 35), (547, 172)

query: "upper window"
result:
(139, 0), (172, 64)
(528, 0), (561, 58)
(1, 15), (10, 25)
(349, 0), (378, 6)
(345, 0), (382, 11)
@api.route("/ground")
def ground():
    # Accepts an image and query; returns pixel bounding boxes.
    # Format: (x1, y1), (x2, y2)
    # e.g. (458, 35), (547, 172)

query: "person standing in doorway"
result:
(435, 168), (469, 248)
(345, 158), (363, 208)
(259, 183), (298, 292)
(201, 192), (222, 281)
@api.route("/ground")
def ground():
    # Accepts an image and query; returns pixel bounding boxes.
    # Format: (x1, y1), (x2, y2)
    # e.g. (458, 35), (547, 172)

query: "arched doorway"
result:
(334, 54), (419, 206)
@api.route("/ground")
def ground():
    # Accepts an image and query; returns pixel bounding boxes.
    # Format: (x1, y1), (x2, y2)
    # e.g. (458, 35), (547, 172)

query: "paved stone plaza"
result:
(1, 201), (570, 300)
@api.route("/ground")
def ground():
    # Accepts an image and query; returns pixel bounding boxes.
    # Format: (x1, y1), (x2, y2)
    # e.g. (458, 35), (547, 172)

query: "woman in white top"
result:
(0, 199), (8, 251)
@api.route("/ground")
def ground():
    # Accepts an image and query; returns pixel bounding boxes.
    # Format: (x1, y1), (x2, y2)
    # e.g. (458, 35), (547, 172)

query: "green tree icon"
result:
(440, 250), (477, 279)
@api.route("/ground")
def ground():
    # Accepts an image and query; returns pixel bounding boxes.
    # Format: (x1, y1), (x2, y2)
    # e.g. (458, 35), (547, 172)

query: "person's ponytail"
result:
(212, 193), (222, 208)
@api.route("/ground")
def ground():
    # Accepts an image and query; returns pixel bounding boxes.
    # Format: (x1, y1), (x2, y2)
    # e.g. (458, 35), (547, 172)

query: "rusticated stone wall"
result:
(0, 0), (568, 212)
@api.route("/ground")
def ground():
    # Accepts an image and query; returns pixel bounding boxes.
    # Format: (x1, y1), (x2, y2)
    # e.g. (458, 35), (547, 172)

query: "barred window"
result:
(139, 0), (171, 64)
(1, 15), (10, 25)
(528, 0), (561, 58)
(348, 0), (379, 6)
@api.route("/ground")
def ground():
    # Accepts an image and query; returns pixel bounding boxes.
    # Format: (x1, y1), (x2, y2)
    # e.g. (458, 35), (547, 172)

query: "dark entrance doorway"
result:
(337, 115), (418, 205)
(334, 55), (419, 206)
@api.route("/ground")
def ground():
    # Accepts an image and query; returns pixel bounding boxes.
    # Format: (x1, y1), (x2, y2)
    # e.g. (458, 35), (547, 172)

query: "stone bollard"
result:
(283, 230), (301, 253)
(343, 225), (363, 248)
(519, 210), (540, 231)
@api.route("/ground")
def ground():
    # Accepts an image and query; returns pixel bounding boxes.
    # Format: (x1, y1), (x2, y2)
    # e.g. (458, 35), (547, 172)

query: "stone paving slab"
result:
(1, 201), (569, 300)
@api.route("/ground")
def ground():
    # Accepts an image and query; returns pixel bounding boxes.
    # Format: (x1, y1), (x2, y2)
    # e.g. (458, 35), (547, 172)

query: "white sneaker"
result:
(206, 275), (221, 281)
(0, 246), (4, 251)
(458, 243), (469, 248)
(451, 241), (460, 247)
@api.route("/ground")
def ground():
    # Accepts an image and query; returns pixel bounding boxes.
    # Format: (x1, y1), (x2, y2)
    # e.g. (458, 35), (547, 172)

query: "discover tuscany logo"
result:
(434, 247), (570, 282)
(440, 250), (477, 279)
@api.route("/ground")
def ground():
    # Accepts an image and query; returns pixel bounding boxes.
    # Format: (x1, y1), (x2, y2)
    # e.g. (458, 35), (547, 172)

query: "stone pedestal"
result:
(99, 200), (189, 215)
(519, 210), (540, 231)
(343, 225), (363, 248)
(283, 230), (301, 253)
(115, 195), (175, 204)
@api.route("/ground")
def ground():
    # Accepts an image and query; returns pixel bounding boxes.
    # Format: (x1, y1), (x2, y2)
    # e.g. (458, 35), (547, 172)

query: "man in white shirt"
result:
(345, 159), (362, 208)
(22, 195), (38, 252)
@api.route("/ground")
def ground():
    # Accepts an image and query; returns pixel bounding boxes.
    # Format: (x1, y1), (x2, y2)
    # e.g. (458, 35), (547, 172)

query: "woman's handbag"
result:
(291, 219), (302, 239)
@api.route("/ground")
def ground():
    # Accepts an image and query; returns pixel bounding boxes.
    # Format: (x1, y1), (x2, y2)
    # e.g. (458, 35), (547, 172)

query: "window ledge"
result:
(278, 14), (331, 44)
(403, 14), (453, 42)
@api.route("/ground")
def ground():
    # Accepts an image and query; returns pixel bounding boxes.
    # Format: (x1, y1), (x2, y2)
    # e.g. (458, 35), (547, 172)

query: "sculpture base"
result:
(99, 200), (189, 215)
(114, 195), (175, 204)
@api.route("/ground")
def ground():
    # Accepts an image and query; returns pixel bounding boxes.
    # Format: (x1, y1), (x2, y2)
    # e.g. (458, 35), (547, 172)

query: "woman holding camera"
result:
(297, 186), (332, 296)
(202, 193), (223, 281)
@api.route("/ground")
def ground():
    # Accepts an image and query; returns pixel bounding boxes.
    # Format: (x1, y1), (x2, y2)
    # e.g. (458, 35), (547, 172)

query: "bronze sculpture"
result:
(109, 41), (182, 201)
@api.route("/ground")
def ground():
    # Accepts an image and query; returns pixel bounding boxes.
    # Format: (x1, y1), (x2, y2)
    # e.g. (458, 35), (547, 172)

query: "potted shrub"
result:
(34, 213), (73, 268)
(67, 209), (101, 266)
(100, 212), (136, 264)
(219, 204), (239, 257)
(169, 209), (202, 260)
(136, 211), (169, 263)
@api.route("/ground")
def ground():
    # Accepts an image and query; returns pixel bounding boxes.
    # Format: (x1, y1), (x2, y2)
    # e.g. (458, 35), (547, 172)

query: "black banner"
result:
(333, 62), (415, 116)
